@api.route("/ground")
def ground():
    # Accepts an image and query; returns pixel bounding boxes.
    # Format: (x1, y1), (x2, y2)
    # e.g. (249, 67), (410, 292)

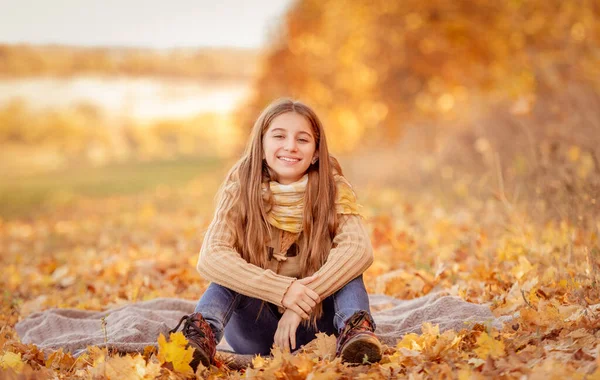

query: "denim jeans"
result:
(194, 275), (371, 355)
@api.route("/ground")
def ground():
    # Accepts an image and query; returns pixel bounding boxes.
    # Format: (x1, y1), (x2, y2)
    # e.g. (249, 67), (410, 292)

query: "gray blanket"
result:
(15, 293), (507, 354)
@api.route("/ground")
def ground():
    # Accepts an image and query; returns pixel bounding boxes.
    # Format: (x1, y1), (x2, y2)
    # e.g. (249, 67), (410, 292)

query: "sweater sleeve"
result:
(196, 187), (296, 307)
(307, 214), (374, 299)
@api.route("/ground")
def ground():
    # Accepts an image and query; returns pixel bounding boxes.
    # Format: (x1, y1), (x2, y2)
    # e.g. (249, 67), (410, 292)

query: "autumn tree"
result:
(242, 0), (600, 153)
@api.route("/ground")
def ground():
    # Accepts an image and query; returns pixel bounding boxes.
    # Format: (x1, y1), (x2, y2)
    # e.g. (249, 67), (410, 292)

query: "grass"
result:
(0, 156), (226, 220)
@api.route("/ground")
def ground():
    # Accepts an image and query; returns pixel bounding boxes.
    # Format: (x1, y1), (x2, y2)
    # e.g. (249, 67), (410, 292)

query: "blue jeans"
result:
(194, 275), (371, 355)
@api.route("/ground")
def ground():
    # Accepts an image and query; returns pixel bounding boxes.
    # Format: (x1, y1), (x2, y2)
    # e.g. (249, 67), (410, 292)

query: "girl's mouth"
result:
(278, 156), (301, 163)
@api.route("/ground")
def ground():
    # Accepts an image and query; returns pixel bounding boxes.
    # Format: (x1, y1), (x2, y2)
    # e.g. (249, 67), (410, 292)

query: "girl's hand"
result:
(274, 309), (303, 352)
(281, 275), (321, 319)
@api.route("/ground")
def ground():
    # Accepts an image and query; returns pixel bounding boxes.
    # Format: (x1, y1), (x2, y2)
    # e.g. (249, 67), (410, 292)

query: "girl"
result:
(170, 98), (382, 369)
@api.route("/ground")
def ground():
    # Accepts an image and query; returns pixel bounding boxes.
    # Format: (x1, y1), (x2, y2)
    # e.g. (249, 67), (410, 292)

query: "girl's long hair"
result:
(217, 98), (341, 320)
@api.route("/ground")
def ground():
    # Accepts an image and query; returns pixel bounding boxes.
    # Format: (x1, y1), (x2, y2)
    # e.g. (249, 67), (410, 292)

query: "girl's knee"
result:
(225, 326), (274, 355)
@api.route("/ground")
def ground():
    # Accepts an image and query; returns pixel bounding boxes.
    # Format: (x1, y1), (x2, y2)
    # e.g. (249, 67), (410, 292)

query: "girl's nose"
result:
(284, 138), (298, 151)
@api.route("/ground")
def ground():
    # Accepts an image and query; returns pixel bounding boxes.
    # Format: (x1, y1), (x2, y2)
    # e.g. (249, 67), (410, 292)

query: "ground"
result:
(1, 159), (599, 379)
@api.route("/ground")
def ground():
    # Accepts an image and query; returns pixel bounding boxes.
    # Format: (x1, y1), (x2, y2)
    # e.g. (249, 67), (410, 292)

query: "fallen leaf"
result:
(311, 333), (337, 360)
(0, 351), (25, 372)
(157, 332), (194, 374)
(252, 355), (267, 369)
(474, 332), (505, 359)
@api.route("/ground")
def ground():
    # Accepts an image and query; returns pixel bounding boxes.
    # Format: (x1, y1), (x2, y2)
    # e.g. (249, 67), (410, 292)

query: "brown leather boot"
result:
(336, 310), (382, 364)
(170, 312), (217, 370)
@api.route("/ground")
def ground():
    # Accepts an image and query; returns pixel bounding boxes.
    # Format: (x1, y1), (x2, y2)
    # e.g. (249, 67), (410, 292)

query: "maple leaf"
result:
(474, 332), (505, 359)
(157, 332), (194, 374)
(511, 256), (535, 279)
(89, 354), (161, 379)
(45, 348), (77, 371)
(311, 332), (337, 360)
(520, 300), (562, 328)
(421, 322), (440, 338)
(270, 345), (294, 366)
(86, 345), (108, 365)
(252, 354), (267, 369)
(429, 330), (461, 359)
(0, 336), (7, 353)
(251, 346), (296, 377)
(0, 351), (25, 372)
(397, 333), (424, 351)
(289, 355), (315, 376)
(306, 371), (343, 380)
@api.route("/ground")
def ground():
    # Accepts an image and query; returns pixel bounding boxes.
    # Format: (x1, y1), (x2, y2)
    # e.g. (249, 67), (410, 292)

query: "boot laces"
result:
(169, 315), (206, 341)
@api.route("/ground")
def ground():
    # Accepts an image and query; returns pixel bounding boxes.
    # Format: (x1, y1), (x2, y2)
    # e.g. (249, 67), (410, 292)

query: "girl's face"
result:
(263, 112), (317, 185)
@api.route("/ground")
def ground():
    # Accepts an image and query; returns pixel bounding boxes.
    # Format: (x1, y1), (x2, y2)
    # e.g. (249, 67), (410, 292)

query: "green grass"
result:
(0, 156), (225, 219)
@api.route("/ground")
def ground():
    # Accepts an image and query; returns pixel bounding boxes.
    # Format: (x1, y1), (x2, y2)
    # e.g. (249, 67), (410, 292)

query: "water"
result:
(0, 76), (251, 120)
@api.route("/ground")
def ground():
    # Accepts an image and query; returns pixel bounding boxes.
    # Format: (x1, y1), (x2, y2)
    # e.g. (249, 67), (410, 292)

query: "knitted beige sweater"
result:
(196, 189), (373, 307)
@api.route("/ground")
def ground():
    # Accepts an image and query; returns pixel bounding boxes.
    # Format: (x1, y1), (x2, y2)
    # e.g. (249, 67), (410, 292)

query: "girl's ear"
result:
(311, 155), (318, 165)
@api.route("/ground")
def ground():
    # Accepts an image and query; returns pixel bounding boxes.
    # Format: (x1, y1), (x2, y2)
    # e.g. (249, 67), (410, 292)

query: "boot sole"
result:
(340, 335), (382, 364)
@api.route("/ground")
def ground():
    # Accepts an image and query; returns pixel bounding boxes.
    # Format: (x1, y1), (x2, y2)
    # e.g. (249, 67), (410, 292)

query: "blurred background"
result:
(1, 0), (599, 223)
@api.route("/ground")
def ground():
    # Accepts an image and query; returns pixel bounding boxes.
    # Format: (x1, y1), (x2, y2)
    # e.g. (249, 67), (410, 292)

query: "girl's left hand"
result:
(274, 309), (303, 352)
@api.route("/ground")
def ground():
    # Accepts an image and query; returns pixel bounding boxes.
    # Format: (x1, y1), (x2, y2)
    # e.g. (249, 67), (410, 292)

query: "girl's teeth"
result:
(280, 157), (299, 162)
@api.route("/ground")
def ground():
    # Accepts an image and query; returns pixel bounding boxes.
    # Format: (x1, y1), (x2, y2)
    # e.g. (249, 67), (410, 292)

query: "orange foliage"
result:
(1, 178), (600, 378)
(0, 44), (258, 80)
(244, 0), (600, 151)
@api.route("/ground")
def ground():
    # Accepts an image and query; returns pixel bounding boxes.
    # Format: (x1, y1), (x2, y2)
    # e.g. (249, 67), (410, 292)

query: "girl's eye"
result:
(274, 135), (284, 139)
(298, 138), (309, 143)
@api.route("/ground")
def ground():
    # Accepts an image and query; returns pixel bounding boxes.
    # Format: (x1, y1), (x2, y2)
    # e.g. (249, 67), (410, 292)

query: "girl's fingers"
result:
(276, 327), (287, 351)
(298, 300), (313, 315)
(277, 328), (283, 348)
(304, 288), (321, 303)
(302, 294), (317, 308)
(277, 332), (283, 351)
(290, 327), (297, 350)
(292, 305), (308, 319)
(297, 275), (317, 285)
(283, 327), (290, 352)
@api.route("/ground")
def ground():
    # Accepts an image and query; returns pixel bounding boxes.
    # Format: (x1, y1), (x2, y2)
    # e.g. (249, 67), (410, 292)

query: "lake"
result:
(0, 76), (251, 120)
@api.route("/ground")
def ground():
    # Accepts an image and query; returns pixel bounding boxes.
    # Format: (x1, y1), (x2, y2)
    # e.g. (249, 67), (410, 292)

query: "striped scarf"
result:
(263, 174), (361, 233)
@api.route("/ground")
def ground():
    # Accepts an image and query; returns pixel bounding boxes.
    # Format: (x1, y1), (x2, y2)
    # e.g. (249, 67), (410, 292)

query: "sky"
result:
(0, 0), (295, 49)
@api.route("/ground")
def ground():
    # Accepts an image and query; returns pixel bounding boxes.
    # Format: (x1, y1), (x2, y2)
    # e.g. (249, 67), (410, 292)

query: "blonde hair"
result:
(217, 98), (343, 321)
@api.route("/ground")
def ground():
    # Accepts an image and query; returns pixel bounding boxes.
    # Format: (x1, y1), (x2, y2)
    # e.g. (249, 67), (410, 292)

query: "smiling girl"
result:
(170, 98), (382, 369)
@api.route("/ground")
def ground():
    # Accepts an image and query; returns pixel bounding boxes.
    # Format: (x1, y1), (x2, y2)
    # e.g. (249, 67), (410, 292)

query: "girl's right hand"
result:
(281, 275), (321, 319)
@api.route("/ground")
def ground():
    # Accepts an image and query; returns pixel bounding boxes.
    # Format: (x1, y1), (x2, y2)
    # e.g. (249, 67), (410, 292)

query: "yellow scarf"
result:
(263, 174), (361, 233)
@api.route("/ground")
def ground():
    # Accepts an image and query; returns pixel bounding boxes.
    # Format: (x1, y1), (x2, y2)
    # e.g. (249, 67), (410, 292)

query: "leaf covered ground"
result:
(1, 180), (599, 379)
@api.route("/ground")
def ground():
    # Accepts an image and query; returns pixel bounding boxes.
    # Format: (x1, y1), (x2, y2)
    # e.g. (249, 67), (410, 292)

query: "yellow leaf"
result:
(290, 355), (315, 375)
(0, 351), (25, 372)
(396, 333), (423, 351)
(45, 348), (77, 371)
(306, 370), (344, 380)
(398, 347), (421, 358)
(87, 346), (107, 368)
(157, 332), (194, 374)
(270, 345), (293, 366)
(577, 153), (594, 178)
(474, 332), (505, 359)
(90, 354), (159, 379)
(567, 146), (580, 162)
(511, 256), (534, 279)
(252, 355), (267, 369)
(421, 322), (440, 337)
(468, 357), (486, 368)
(458, 367), (474, 380)
(311, 332), (337, 360)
